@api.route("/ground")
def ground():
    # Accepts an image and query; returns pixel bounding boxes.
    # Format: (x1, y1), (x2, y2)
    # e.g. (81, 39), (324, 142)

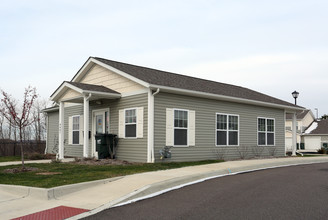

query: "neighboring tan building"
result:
(285, 110), (315, 151)
(302, 119), (328, 151)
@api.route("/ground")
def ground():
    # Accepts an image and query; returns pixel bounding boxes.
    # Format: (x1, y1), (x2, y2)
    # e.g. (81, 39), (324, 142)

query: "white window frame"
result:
(72, 115), (80, 145)
(257, 117), (275, 146)
(215, 113), (239, 146)
(125, 108), (137, 139)
(173, 108), (189, 147)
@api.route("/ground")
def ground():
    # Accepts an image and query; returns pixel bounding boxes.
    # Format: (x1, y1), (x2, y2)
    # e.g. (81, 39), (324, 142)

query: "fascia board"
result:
(71, 58), (95, 82)
(42, 107), (59, 113)
(150, 84), (304, 112)
(50, 82), (83, 102)
(90, 58), (150, 88)
(302, 134), (328, 136)
(82, 90), (121, 98)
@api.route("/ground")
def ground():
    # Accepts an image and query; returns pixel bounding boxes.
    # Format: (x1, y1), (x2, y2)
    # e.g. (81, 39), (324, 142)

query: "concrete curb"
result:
(69, 157), (328, 220)
(0, 176), (123, 200)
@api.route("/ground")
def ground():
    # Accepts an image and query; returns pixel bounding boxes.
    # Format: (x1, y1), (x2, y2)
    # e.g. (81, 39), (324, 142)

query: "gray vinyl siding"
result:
(46, 111), (59, 154)
(154, 92), (285, 162)
(64, 104), (84, 157)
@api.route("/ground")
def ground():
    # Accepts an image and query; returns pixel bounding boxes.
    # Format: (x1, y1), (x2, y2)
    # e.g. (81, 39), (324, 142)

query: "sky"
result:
(1, 0), (327, 116)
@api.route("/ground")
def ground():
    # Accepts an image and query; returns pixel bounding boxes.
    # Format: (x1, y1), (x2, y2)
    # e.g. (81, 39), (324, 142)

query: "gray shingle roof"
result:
(93, 57), (298, 108)
(306, 120), (328, 135)
(66, 81), (120, 94)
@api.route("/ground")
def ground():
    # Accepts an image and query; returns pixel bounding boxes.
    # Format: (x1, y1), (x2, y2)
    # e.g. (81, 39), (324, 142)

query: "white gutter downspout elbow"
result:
(85, 93), (92, 101)
(153, 88), (160, 96)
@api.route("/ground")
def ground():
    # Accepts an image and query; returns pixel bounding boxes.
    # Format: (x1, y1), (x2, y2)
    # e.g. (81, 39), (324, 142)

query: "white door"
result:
(92, 109), (109, 158)
(95, 112), (105, 134)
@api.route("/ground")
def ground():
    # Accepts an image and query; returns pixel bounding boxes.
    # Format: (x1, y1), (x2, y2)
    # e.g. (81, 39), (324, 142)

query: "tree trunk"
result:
(20, 128), (25, 169)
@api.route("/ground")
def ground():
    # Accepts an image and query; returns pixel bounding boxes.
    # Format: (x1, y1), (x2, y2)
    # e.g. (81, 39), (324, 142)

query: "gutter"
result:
(149, 84), (304, 112)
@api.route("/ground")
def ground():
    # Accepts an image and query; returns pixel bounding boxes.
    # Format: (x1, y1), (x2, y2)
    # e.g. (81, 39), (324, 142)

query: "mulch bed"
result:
(3, 167), (41, 174)
(71, 159), (136, 166)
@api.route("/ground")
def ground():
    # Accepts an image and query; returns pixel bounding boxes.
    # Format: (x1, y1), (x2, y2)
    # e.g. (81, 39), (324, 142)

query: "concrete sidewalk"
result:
(0, 158), (75, 166)
(1, 156), (328, 220)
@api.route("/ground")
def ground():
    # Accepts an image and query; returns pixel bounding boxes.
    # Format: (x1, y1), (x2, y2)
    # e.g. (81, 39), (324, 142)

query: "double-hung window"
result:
(125, 109), (137, 138)
(258, 118), (275, 145)
(216, 114), (239, 146)
(119, 107), (143, 139)
(174, 110), (188, 145)
(72, 115), (80, 145)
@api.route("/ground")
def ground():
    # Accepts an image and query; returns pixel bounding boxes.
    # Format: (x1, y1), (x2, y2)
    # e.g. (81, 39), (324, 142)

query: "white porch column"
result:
(292, 112), (297, 156)
(83, 94), (90, 158)
(58, 101), (65, 159)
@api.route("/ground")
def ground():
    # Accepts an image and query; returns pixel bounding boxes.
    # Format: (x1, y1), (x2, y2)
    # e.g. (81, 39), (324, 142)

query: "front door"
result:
(95, 112), (105, 134)
(92, 109), (109, 158)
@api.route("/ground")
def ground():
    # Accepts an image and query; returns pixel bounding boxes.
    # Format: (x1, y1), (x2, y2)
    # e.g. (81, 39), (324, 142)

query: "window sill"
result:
(173, 145), (189, 148)
(215, 145), (239, 147)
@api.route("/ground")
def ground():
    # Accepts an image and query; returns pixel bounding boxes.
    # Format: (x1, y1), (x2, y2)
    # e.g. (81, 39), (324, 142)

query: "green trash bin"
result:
(104, 134), (118, 159)
(95, 133), (110, 159)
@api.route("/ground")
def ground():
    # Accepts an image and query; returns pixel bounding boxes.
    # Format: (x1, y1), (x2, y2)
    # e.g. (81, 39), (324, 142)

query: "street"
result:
(85, 162), (328, 220)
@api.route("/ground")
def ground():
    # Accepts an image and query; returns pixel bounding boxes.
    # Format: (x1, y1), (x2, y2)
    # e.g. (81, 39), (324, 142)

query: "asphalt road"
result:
(85, 163), (328, 220)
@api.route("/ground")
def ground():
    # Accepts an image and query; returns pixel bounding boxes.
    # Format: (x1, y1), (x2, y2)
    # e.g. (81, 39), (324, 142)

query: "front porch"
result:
(51, 81), (121, 159)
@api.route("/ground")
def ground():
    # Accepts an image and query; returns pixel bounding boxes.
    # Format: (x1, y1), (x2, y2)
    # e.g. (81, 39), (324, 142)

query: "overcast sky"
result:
(1, 0), (327, 116)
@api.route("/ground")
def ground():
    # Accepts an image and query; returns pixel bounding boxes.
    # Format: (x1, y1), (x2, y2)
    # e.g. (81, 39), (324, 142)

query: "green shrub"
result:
(317, 148), (327, 154)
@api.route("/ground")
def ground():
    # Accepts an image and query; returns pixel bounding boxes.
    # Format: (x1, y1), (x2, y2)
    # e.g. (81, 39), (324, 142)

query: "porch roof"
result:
(50, 81), (121, 103)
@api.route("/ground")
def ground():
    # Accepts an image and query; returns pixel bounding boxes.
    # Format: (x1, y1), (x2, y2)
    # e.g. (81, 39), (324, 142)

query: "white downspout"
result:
(147, 88), (160, 163)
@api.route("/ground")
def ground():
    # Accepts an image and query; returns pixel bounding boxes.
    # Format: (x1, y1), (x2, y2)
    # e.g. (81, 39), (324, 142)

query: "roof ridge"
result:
(93, 57), (275, 94)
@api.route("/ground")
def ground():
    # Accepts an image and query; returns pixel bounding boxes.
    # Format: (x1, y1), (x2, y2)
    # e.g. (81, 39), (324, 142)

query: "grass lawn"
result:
(0, 156), (22, 162)
(0, 160), (223, 188)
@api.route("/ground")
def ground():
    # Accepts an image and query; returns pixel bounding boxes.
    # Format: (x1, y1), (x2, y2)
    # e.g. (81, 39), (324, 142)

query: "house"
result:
(44, 57), (303, 162)
(285, 109), (315, 151)
(302, 119), (328, 151)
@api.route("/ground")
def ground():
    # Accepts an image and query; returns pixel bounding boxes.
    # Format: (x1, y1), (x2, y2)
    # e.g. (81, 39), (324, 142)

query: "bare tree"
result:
(31, 99), (47, 142)
(0, 103), (4, 140)
(0, 86), (38, 169)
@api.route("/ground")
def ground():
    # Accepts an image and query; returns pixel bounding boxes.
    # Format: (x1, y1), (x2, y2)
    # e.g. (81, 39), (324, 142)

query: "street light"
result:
(292, 91), (299, 105)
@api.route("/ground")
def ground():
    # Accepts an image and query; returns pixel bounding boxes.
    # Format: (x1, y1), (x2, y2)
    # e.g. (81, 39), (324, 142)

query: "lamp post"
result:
(292, 91), (299, 105)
